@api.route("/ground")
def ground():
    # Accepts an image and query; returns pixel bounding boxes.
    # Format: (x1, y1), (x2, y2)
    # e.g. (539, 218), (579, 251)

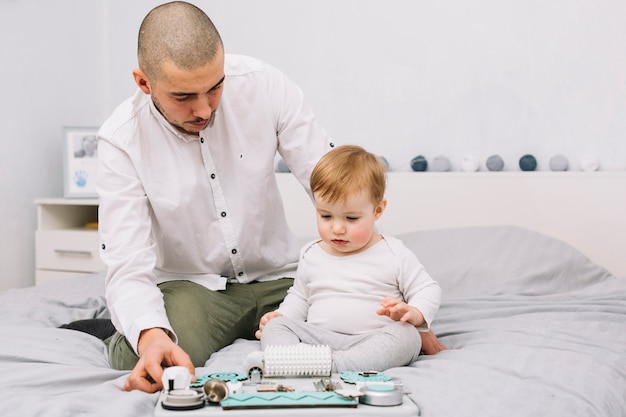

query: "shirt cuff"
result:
(127, 313), (177, 356)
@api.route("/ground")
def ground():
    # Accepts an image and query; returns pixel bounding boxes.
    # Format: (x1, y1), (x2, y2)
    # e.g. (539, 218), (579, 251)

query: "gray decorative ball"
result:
(276, 158), (290, 172)
(410, 155), (428, 172)
(432, 156), (451, 172)
(379, 156), (390, 170)
(519, 154), (537, 171)
(486, 155), (504, 171)
(549, 155), (569, 171)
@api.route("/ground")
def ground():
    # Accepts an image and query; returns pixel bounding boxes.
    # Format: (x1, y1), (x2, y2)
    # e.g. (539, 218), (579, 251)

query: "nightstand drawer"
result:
(36, 230), (104, 272)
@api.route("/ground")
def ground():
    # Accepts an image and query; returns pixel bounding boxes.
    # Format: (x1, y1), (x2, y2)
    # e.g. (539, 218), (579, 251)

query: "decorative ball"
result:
(519, 154), (537, 171)
(580, 154), (599, 172)
(410, 155), (428, 172)
(486, 154), (504, 171)
(461, 156), (480, 172)
(549, 155), (569, 171)
(432, 156), (451, 172)
(276, 159), (290, 172)
(378, 156), (390, 170)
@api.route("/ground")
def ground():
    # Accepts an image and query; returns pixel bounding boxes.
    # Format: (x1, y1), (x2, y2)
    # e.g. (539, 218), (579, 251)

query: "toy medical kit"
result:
(156, 345), (418, 415)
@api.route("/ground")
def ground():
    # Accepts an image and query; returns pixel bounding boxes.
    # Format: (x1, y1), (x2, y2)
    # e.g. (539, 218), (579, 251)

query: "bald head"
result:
(138, 1), (223, 80)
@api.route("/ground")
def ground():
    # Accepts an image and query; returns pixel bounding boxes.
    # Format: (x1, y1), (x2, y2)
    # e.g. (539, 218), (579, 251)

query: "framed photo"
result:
(63, 126), (99, 198)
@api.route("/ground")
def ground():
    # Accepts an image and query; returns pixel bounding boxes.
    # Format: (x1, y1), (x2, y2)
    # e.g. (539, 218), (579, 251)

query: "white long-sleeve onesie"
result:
(278, 235), (441, 334)
(263, 235), (442, 371)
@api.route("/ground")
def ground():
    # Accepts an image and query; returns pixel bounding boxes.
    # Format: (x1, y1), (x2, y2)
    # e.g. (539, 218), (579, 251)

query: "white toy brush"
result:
(245, 344), (333, 379)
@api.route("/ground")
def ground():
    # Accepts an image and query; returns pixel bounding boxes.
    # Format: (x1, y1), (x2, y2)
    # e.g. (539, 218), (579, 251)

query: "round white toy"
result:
(461, 156), (480, 172)
(580, 154), (600, 172)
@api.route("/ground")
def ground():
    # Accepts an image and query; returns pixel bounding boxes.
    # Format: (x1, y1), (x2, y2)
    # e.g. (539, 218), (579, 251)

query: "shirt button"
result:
(330, 142), (335, 147)
(101, 244), (106, 250)
(200, 137), (205, 143)
(238, 272), (244, 277)
(210, 173), (216, 179)
(221, 211), (227, 217)
(231, 249), (237, 255)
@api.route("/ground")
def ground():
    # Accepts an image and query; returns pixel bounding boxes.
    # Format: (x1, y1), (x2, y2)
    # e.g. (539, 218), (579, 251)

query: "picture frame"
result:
(63, 126), (99, 198)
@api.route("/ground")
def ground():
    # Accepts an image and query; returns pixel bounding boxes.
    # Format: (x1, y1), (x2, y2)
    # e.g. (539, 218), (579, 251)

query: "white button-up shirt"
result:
(97, 54), (334, 352)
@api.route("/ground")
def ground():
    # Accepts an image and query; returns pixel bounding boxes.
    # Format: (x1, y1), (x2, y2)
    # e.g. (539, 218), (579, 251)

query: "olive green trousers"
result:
(107, 278), (293, 370)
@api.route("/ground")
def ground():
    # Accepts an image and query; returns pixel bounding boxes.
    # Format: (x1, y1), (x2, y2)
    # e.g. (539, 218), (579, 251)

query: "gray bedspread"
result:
(1, 226), (625, 417)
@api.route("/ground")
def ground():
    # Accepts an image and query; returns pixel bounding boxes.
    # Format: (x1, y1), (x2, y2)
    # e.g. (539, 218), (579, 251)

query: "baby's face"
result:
(313, 190), (384, 256)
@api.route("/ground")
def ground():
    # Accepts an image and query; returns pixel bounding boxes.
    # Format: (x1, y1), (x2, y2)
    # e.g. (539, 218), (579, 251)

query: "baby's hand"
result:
(254, 311), (282, 339)
(376, 297), (425, 328)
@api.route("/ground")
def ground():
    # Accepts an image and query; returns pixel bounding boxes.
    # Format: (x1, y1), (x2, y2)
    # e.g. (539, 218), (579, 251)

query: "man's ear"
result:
(132, 68), (152, 94)
(375, 198), (387, 219)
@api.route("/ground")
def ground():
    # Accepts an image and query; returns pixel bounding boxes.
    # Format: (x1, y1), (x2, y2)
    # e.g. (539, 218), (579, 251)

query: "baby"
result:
(256, 145), (441, 372)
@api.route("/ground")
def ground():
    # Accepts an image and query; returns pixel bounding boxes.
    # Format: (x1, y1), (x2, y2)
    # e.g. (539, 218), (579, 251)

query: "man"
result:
(97, 1), (333, 392)
(95, 1), (445, 394)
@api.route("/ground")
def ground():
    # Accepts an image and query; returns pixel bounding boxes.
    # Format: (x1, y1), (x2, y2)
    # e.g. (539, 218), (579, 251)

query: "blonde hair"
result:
(310, 145), (387, 205)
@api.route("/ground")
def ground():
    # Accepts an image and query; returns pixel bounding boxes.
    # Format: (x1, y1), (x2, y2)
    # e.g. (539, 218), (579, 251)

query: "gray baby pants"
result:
(260, 316), (422, 372)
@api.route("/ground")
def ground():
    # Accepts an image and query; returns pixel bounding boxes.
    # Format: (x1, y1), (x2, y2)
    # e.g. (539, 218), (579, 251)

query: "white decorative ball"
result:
(580, 154), (600, 172)
(461, 156), (480, 172)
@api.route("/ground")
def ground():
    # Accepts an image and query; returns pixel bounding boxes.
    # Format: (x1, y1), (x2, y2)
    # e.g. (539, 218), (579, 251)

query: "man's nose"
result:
(192, 97), (213, 120)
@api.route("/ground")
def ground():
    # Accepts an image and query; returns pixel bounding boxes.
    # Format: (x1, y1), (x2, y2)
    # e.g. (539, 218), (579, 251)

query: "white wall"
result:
(1, 0), (625, 289)
(0, 1), (107, 290)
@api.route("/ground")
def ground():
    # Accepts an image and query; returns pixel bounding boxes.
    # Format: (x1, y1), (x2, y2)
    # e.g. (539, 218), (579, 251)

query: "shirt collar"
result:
(146, 96), (218, 143)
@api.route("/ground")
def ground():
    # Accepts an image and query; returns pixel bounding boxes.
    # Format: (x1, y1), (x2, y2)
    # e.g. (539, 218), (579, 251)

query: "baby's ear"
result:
(375, 198), (387, 219)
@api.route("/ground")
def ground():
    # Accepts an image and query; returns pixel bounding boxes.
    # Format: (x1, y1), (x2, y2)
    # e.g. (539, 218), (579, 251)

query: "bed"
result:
(1, 172), (625, 417)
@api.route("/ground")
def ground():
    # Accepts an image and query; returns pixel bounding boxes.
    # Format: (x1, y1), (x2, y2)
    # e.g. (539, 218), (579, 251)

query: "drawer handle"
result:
(54, 249), (92, 257)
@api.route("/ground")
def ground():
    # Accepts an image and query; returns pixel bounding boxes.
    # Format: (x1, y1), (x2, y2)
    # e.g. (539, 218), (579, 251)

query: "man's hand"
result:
(376, 296), (425, 327)
(254, 311), (282, 340)
(123, 328), (195, 393)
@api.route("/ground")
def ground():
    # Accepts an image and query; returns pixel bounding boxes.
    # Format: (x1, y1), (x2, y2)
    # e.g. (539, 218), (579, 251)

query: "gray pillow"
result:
(396, 225), (614, 300)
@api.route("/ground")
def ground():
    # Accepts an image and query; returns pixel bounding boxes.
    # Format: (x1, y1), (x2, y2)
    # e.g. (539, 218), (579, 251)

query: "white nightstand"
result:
(34, 198), (104, 285)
